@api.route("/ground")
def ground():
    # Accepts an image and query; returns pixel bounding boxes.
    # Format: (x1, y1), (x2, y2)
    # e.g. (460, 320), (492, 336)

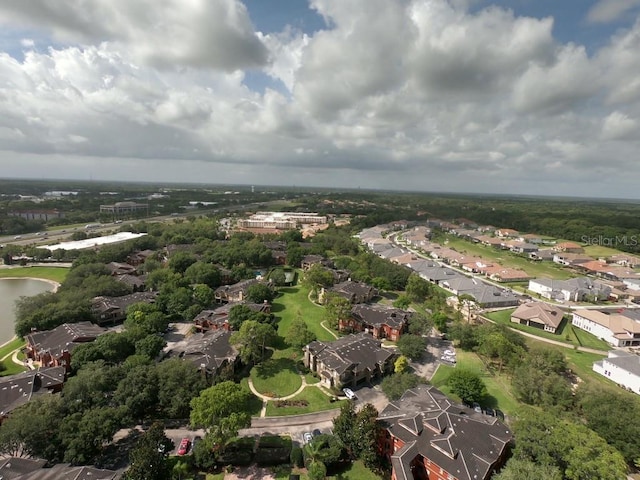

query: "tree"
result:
(227, 304), (274, 330)
(307, 461), (327, 480)
(576, 385), (640, 465)
(156, 358), (207, 419)
(114, 365), (159, 423)
(324, 294), (351, 329)
(192, 284), (215, 307)
(396, 334), (426, 360)
(447, 369), (486, 403)
(286, 246), (305, 268)
(407, 312), (432, 336)
(392, 294), (411, 309)
(448, 322), (477, 350)
(405, 273), (430, 302)
(303, 264), (335, 289)
(493, 458), (562, 480)
(381, 372), (423, 400)
(135, 334), (166, 359)
(332, 402), (380, 469)
(231, 320), (277, 364)
(0, 394), (65, 462)
(168, 252), (197, 274)
(124, 422), (173, 480)
(184, 261), (221, 288)
(304, 434), (345, 469)
(285, 318), (317, 349)
(394, 355), (409, 373)
(60, 406), (125, 464)
(190, 382), (253, 454)
(172, 460), (190, 480)
(246, 283), (275, 303)
(512, 411), (628, 480)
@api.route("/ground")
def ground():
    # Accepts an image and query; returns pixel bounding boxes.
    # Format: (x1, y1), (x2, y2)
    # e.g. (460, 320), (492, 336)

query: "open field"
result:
(442, 236), (573, 279)
(430, 351), (520, 415)
(273, 285), (336, 342)
(484, 309), (610, 351)
(582, 244), (626, 258)
(251, 358), (302, 397)
(0, 266), (69, 283)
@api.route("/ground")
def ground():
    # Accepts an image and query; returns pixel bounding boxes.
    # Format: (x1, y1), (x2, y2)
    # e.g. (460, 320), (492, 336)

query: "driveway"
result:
(410, 332), (451, 380)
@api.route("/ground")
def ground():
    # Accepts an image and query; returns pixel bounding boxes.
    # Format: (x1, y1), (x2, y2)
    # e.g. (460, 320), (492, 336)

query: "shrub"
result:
(290, 446), (304, 467)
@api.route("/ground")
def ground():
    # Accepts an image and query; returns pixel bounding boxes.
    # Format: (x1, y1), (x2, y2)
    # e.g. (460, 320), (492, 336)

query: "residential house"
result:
(402, 227), (432, 248)
(25, 322), (107, 370)
(518, 233), (544, 244)
(172, 330), (238, 378)
(378, 385), (512, 480)
(327, 280), (378, 304)
(477, 225), (496, 233)
(127, 249), (156, 266)
(593, 351), (640, 395)
(511, 302), (565, 333)
(115, 273), (146, 292)
(106, 261), (137, 276)
(529, 249), (555, 261)
(341, 304), (412, 341)
(608, 254), (640, 268)
(0, 367), (65, 421)
(528, 277), (611, 302)
(193, 302), (271, 332)
(508, 241), (539, 254)
(441, 277), (520, 308)
(554, 242), (585, 253)
(553, 253), (594, 266)
(415, 266), (460, 284)
(572, 309), (640, 347)
(391, 252), (418, 266)
(0, 457), (123, 479)
(495, 228), (519, 238)
(378, 247), (409, 261)
(91, 291), (158, 325)
(476, 235), (503, 248)
(301, 254), (332, 271)
(483, 266), (530, 283)
(303, 333), (396, 389)
(214, 278), (263, 303)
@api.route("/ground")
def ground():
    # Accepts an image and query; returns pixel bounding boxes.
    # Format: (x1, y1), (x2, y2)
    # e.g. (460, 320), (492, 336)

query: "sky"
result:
(0, 0), (640, 198)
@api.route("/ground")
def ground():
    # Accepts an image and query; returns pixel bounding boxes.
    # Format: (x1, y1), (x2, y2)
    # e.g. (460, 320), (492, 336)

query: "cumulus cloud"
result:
(587, 0), (640, 24)
(0, 0), (269, 70)
(0, 0), (640, 196)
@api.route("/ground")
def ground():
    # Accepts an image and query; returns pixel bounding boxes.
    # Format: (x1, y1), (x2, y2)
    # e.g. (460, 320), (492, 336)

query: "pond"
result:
(0, 278), (56, 345)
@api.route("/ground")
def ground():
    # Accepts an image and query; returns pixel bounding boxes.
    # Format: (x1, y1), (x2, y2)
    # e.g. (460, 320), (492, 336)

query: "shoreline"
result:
(0, 277), (60, 346)
(0, 276), (61, 292)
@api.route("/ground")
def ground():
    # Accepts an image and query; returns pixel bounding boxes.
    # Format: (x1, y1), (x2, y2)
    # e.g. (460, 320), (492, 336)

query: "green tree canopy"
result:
(447, 368), (487, 403)
(396, 334), (426, 360)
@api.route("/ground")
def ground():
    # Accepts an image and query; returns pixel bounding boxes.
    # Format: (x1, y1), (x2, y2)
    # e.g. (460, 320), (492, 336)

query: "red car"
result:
(177, 438), (191, 455)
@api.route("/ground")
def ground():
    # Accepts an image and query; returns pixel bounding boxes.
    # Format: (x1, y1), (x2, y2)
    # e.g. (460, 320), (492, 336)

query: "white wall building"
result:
(593, 351), (640, 395)
(572, 310), (640, 347)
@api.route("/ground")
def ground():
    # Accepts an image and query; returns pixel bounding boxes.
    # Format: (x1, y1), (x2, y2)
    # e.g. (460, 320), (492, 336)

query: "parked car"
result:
(303, 432), (314, 444)
(177, 438), (191, 455)
(312, 429), (322, 437)
(443, 349), (456, 356)
(342, 387), (356, 400)
(472, 402), (482, 413)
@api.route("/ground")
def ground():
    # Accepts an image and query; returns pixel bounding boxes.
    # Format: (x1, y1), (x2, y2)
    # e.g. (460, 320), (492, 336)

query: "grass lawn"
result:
(430, 351), (520, 416)
(265, 386), (345, 416)
(0, 266), (69, 283)
(583, 244), (624, 258)
(442, 236), (573, 279)
(0, 337), (25, 359)
(238, 378), (266, 417)
(273, 285), (335, 342)
(484, 309), (610, 351)
(275, 460), (383, 480)
(251, 358), (302, 397)
(0, 359), (27, 376)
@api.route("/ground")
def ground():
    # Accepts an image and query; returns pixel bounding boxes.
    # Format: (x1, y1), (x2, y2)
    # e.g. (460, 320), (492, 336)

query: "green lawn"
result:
(0, 337), (25, 359)
(264, 386), (345, 416)
(442, 236), (573, 279)
(430, 351), (520, 415)
(0, 266), (69, 283)
(582, 244), (624, 258)
(273, 285), (336, 342)
(251, 358), (302, 397)
(275, 460), (383, 480)
(484, 309), (610, 351)
(0, 359), (27, 376)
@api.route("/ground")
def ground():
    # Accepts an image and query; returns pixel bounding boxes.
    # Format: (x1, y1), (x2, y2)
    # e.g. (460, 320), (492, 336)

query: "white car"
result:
(441, 355), (456, 363)
(443, 349), (456, 357)
(342, 387), (356, 400)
